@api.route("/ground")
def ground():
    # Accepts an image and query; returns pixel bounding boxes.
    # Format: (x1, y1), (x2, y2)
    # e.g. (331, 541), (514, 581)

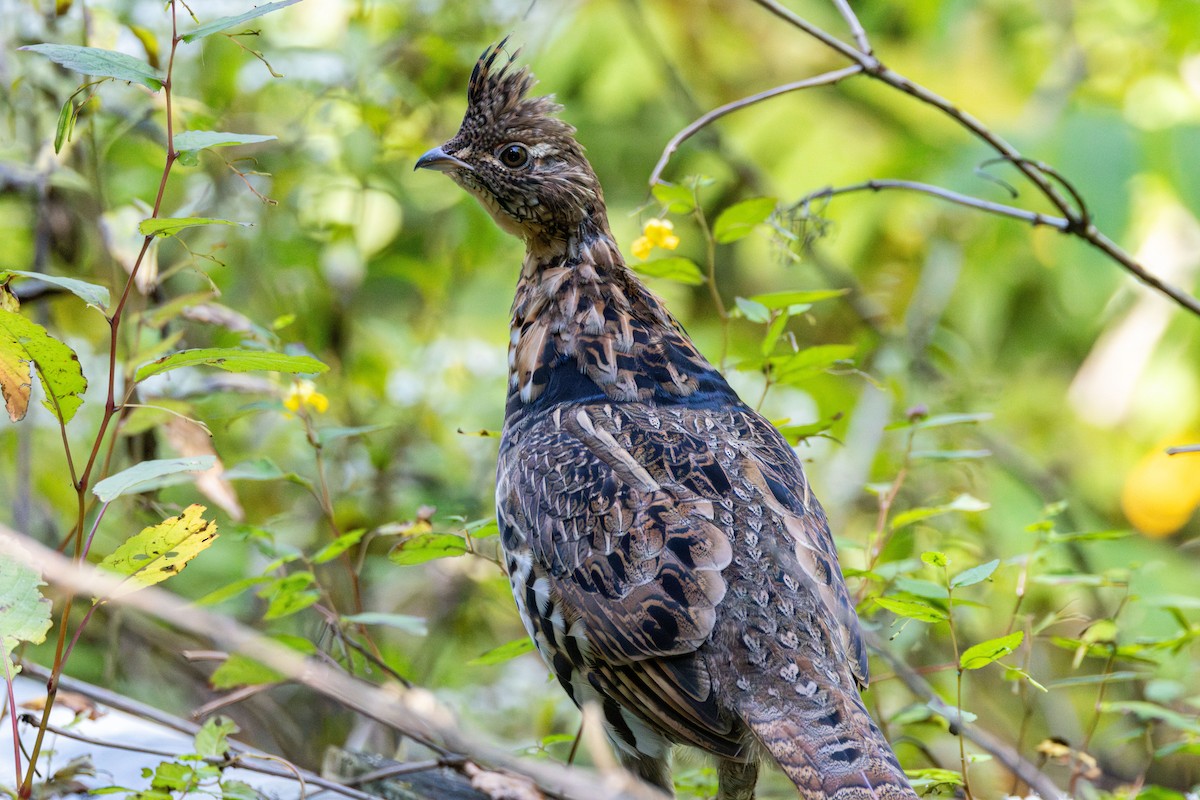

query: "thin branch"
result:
(0, 530), (667, 800)
(863, 629), (1067, 800)
(750, 0), (868, 65)
(647, 66), (862, 186)
(796, 179), (1073, 231)
(830, 0), (872, 56)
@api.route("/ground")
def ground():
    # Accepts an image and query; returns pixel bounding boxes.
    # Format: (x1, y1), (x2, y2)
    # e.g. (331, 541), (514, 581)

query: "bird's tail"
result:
(736, 676), (918, 800)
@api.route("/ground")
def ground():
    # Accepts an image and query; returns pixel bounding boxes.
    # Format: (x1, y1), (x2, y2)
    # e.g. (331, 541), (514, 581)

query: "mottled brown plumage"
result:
(416, 41), (918, 800)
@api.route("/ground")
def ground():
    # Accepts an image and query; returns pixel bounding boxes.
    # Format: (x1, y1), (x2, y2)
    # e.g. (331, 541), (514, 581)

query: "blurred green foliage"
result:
(1, 0), (1198, 798)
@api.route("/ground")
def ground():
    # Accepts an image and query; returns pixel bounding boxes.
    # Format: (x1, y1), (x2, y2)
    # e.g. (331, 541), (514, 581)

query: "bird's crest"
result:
(464, 39), (568, 135)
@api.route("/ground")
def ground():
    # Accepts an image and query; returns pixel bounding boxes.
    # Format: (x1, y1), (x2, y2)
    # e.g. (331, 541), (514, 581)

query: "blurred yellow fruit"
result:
(1121, 438), (1200, 537)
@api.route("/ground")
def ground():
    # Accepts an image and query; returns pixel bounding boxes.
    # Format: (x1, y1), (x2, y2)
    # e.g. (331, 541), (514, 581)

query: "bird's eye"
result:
(498, 143), (530, 169)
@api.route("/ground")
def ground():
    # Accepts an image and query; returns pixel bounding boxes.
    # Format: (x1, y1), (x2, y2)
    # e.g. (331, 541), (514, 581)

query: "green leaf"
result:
(19, 44), (163, 90)
(713, 197), (776, 243)
(193, 716), (238, 758)
(93, 456), (217, 502)
(311, 529), (366, 564)
(181, 0), (304, 43)
(886, 412), (994, 431)
(651, 183), (695, 213)
(0, 308), (87, 423)
(734, 296), (770, 323)
(341, 612), (427, 636)
(891, 494), (989, 530)
(774, 417), (839, 444)
(210, 654), (283, 689)
(219, 780), (260, 800)
(1101, 701), (1200, 735)
(136, 347), (327, 382)
(1046, 529), (1132, 543)
(761, 311), (790, 356)
(388, 532), (468, 565)
(893, 577), (949, 600)
(0, 539), (53, 677)
(632, 257), (704, 285)
(54, 98), (74, 153)
(258, 572), (320, 620)
(173, 131), (277, 153)
(468, 637), (536, 666)
(149, 761), (200, 792)
(222, 458), (313, 490)
(0, 270), (110, 311)
(464, 517), (500, 538)
(195, 576), (268, 607)
(317, 424), (391, 446)
(921, 551), (948, 567)
(904, 769), (965, 791)
(1043, 671), (1146, 690)
(744, 344), (856, 386)
(910, 449), (992, 461)
(748, 288), (849, 310)
(950, 559), (1000, 588)
(138, 217), (247, 237)
(97, 505), (218, 599)
(960, 631), (1024, 670)
(873, 596), (948, 623)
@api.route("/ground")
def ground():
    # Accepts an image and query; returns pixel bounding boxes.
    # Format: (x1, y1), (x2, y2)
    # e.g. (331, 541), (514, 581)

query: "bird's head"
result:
(415, 41), (608, 245)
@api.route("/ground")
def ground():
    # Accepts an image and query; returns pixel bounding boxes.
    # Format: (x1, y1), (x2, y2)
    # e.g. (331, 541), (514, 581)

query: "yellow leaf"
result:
(97, 505), (218, 599)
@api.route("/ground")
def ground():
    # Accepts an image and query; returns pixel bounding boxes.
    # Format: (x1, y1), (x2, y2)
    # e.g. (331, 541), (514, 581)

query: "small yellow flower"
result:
(632, 235), (654, 260)
(283, 379), (329, 415)
(632, 218), (680, 260)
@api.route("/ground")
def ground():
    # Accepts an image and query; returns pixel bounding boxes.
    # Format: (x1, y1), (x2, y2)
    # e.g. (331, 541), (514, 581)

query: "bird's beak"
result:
(414, 146), (473, 173)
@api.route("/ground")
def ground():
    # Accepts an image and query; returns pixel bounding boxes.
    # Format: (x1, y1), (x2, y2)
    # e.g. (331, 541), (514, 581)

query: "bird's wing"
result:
(497, 401), (868, 750)
(729, 410), (871, 689)
(497, 402), (742, 752)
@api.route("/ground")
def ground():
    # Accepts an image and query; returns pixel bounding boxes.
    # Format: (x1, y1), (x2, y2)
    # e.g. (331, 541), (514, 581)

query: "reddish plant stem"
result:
(19, 5), (183, 795)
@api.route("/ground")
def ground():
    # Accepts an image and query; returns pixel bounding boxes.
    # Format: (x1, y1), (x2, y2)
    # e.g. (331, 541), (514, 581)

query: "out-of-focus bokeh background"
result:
(1, 0), (1198, 797)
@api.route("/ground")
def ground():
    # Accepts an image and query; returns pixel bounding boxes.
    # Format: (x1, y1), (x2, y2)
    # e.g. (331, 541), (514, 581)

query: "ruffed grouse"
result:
(416, 42), (918, 800)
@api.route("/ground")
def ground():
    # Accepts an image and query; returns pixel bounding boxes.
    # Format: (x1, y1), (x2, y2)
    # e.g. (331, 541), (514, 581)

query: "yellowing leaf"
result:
(97, 505), (218, 599)
(0, 308), (87, 423)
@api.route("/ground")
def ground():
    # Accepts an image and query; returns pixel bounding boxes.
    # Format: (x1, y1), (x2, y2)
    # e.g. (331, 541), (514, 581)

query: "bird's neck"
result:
(505, 220), (736, 413)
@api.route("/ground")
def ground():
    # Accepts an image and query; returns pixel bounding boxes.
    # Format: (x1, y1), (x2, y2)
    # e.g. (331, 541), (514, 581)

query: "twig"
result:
(647, 66), (862, 186)
(0, 529), (667, 800)
(795, 179), (1074, 231)
(863, 629), (1067, 800)
(830, 0), (871, 56)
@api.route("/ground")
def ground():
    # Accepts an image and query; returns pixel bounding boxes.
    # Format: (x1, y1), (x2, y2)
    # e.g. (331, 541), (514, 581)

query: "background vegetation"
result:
(1, 0), (1198, 798)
